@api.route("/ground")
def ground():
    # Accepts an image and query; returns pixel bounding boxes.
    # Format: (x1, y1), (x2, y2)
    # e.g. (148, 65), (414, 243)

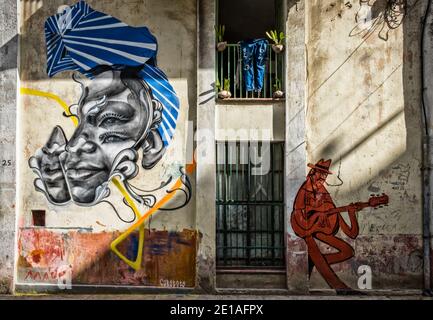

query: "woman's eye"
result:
(100, 117), (124, 127)
(105, 118), (116, 125)
(103, 135), (123, 143)
(100, 130), (129, 144)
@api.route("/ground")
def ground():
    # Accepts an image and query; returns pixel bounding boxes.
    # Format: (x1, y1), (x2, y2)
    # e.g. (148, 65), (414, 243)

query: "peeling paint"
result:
(17, 228), (197, 287)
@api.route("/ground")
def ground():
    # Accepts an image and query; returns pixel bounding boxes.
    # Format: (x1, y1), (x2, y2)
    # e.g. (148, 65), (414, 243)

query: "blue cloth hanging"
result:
(239, 38), (268, 92)
(44, 0), (179, 146)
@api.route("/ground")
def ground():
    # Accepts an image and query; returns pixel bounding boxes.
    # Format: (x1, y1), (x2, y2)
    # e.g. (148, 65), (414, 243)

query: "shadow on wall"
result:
(16, 0), (198, 290)
(348, 0), (406, 40)
(18, 0), (197, 81)
(292, 0), (425, 291)
(0, 34), (17, 72)
(311, 0), (421, 198)
(18, 0), (197, 116)
(17, 228), (198, 288)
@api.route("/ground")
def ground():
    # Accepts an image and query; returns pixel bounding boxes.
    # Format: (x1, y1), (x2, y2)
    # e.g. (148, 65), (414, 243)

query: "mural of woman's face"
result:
(60, 70), (150, 204)
(30, 68), (166, 205)
(35, 126), (70, 204)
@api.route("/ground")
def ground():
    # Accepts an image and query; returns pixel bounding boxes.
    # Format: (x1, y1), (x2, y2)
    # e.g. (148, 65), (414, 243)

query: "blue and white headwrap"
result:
(45, 0), (179, 146)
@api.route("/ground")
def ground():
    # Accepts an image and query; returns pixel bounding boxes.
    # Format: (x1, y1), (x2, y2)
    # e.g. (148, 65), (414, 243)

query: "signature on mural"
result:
(160, 278), (186, 288)
(290, 159), (389, 292)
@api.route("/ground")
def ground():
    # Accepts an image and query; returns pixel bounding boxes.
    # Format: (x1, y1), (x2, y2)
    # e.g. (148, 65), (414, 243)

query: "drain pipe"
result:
(421, 0), (433, 296)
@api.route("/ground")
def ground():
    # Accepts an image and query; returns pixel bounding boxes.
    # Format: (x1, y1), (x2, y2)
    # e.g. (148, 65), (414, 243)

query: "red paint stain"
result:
(18, 228), (197, 287)
(24, 267), (68, 282)
(32, 253), (41, 263)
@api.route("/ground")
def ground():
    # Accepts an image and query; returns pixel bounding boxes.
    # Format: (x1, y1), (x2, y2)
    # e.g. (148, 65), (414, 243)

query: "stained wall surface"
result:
(4, 0), (431, 294)
(0, 0), (17, 294)
(16, 0), (197, 290)
(296, 0), (425, 290)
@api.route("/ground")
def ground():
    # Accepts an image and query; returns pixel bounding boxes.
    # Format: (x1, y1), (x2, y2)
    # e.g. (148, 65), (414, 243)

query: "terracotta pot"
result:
(272, 44), (284, 53)
(217, 41), (227, 52)
(218, 90), (231, 99)
(273, 90), (284, 99)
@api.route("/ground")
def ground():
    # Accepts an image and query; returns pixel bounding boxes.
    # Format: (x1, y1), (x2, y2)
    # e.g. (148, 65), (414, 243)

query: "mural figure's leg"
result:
(315, 233), (355, 265)
(308, 256), (314, 277)
(304, 235), (350, 289)
(338, 210), (360, 239)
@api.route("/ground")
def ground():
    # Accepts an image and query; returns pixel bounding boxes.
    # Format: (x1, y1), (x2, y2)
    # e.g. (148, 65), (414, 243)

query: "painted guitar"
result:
(291, 194), (389, 237)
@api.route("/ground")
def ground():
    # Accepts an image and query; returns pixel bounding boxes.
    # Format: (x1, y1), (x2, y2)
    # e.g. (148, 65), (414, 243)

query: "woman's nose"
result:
(66, 136), (97, 155)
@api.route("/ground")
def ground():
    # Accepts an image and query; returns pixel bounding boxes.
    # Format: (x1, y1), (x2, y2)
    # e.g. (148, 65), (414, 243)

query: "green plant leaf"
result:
(265, 31), (272, 40)
(223, 78), (230, 91)
(215, 25), (225, 43)
(215, 78), (221, 91)
(266, 30), (279, 44)
(273, 78), (281, 90)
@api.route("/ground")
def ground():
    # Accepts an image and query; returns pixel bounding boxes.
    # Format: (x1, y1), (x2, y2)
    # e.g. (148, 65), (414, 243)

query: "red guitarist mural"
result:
(290, 159), (389, 293)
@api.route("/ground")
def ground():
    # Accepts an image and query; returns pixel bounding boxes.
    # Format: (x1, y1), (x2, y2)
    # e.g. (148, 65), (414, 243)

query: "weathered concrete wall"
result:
(0, 0), (17, 294)
(15, 0), (197, 292)
(196, 0), (217, 293)
(285, 0), (309, 293)
(215, 103), (285, 141)
(301, 0), (425, 291)
(421, 0), (433, 292)
(1, 0), (430, 295)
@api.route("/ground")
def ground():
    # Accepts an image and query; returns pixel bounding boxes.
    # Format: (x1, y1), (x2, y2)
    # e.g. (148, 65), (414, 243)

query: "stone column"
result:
(196, 0), (217, 293)
(0, 0), (17, 294)
(285, 0), (309, 293)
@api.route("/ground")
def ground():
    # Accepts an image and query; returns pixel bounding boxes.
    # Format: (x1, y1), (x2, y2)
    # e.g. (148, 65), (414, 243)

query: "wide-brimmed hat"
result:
(307, 159), (333, 174)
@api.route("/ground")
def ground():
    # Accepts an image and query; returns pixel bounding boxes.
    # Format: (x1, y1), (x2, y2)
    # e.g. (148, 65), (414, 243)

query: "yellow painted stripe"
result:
(110, 163), (196, 269)
(110, 178), (145, 270)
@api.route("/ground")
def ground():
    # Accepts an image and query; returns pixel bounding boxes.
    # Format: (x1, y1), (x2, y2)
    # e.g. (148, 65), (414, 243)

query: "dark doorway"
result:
(217, 0), (279, 43)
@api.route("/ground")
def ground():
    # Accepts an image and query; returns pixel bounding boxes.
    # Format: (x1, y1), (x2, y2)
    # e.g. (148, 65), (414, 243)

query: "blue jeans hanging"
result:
(240, 38), (268, 92)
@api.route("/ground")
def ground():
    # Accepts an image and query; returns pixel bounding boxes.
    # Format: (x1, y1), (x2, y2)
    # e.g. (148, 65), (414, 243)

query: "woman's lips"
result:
(42, 169), (65, 183)
(66, 168), (104, 180)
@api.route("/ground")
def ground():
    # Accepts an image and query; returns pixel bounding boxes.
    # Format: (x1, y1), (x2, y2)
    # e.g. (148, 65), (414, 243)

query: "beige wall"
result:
(16, 0), (197, 290)
(11, 0), (429, 293)
(303, 0), (424, 289)
(215, 103), (285, 141)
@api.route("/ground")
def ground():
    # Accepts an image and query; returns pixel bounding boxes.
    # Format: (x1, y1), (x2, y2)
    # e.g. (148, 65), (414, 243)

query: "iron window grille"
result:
(216, 141), (285, 268)
(216, 44), (285, 99)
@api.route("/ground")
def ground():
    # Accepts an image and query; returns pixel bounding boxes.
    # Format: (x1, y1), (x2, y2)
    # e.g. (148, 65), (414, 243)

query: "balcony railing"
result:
(216, 43), (285, 100)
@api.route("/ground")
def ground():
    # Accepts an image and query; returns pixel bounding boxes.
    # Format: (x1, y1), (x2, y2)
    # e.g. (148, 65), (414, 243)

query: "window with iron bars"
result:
(216, 141), (285, 268)
(216, 45), (285, 99)
(215, 0), (285, 99)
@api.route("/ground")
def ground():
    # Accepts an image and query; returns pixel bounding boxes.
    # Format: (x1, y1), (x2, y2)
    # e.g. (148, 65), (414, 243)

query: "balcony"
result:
(216, 43), (285, 100)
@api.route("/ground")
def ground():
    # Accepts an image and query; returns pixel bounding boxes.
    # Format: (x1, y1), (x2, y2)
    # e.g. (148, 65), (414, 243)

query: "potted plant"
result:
(272, 78), (284, 99)
(215, 25), (227, 52)
(217, 78), (231, 99)
(266, 30), (285, 53)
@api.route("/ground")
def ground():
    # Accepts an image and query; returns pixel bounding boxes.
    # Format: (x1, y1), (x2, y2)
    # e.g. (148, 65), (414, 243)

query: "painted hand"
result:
(348, 203), (357, 214)
(317, 211), (329, 228)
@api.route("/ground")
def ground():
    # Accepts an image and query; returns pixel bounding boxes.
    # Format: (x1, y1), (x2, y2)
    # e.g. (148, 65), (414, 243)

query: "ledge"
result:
(216, 98), (285, 104)
(216, 268), (286, 274)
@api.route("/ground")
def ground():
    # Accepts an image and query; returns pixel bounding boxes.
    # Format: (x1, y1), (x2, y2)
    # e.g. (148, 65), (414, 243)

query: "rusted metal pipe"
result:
(421, 0), (433, 296)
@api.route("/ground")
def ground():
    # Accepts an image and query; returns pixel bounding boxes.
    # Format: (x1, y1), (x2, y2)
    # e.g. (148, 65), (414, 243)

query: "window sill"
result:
(216, 98), (285, 104)
(216, 268), (286, 274)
